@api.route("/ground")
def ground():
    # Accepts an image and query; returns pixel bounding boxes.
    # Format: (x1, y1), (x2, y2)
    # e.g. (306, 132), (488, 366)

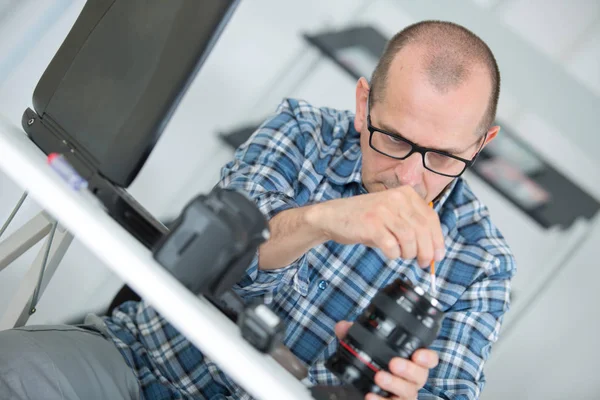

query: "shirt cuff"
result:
(233, 251), (309, 299)
(233, 192), (311, 298)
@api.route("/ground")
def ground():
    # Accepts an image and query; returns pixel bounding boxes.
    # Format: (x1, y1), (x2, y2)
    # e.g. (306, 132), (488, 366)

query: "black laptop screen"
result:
(33, 0), (238, 187)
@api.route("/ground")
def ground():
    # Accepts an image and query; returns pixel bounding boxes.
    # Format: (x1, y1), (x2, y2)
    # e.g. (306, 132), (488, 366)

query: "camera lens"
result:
(326, 278), (444, 397)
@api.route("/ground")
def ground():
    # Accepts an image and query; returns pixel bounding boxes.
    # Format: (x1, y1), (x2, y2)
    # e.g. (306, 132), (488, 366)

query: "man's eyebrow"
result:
(377, 120), (467, 154)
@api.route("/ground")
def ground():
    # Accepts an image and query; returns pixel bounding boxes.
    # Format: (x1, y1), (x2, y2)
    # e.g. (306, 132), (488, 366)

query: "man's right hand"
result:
(306, 186), (445, 267)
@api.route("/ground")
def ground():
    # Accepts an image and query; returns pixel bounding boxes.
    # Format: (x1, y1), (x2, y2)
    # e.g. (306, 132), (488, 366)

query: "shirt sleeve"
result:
(419, 253), (516, 399)
(216, 100), (311, 298)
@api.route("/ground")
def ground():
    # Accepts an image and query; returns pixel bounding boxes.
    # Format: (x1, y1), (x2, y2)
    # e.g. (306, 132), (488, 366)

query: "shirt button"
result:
(318, 280), (328, 290)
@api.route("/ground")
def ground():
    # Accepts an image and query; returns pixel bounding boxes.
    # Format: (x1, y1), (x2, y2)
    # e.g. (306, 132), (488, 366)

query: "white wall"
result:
(482, 212), (600, 400)
(0, 0), (121, 324)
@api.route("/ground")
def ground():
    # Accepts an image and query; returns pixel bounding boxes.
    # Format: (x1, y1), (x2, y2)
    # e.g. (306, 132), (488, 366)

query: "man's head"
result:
(354, 20), (501, 203)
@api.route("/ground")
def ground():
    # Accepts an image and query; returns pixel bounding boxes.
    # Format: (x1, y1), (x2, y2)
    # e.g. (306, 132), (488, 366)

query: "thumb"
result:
(334, 320), (353, 339)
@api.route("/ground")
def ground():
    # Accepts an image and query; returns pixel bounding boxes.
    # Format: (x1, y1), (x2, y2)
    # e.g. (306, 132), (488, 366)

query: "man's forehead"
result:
(374, 65), (488, 145)
(386, 44), (491, 105)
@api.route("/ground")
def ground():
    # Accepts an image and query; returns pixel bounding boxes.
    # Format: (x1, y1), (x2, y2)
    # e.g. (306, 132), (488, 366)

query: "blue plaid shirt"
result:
(103, 99), (516, 400)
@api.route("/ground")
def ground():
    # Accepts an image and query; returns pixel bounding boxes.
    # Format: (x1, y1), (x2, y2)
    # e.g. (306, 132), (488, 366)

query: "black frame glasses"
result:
(367, 115), (487, 178)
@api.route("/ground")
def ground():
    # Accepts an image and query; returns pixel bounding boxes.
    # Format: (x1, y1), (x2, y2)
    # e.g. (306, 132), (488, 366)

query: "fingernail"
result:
(434, 248), (445, 262)
(417, 352), (430, 364)
(379, 371), (392, 385)
(366, 394), (378, 400)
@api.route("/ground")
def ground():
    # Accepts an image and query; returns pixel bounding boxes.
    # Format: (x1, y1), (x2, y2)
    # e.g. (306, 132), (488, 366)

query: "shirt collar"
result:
(431, 179), (458, 212)
(324, 123), (364, 187)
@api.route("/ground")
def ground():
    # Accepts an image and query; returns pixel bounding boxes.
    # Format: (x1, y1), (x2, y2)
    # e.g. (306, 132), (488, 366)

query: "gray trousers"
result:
(0, 316), (140, 400)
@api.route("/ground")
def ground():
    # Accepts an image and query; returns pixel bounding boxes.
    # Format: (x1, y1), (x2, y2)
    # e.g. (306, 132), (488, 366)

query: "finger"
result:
(368, 396), (417, 400)
(404, 197), (440, 266)
(426, 206), (445, 262)
(365, 393), (389, 400)
(408, 213), (434, 268)
(373, 370), (419, 400)
(384, 215), (416, 260)
(398, 216), (418, 261)
(379, 190), (419, 260)
(334, 320), (353, 339)
(365, 393), (395, 400)
(410, 196), (445, 263)
(372, 229), (402, 259)
(411, 349), (439, 369)
(389, 357), (429, 387)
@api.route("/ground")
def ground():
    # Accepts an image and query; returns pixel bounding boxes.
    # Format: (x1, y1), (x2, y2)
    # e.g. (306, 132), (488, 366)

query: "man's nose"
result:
(395, 153), (425, 187)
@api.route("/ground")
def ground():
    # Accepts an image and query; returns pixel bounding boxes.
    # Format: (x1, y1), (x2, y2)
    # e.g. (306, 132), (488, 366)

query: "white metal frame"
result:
(0, 116), (313, 400)
(0, 193), (73, 330)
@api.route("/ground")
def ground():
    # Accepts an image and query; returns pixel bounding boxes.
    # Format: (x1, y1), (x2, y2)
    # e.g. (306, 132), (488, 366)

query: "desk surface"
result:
(0, 114), (314, 400)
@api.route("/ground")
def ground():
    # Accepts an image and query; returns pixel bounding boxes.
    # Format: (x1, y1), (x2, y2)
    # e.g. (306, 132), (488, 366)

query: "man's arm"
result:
(218, 101), (310, 295)
(257, 204), (327, 270)
(260, 186), (446, 271)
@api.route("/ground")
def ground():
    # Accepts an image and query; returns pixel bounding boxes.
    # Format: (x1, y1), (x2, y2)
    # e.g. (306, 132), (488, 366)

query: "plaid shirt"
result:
(103, 98), (516, 400)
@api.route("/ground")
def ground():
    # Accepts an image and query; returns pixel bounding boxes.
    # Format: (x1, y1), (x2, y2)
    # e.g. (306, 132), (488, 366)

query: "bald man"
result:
(0, 20), (515, 400)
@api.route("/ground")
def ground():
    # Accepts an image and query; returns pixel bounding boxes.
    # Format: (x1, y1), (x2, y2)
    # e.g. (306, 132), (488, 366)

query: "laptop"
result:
(21, 0), (239, 248)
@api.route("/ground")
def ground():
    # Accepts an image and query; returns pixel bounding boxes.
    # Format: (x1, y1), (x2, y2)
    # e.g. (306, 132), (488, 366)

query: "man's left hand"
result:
(335, 321), (439, 400)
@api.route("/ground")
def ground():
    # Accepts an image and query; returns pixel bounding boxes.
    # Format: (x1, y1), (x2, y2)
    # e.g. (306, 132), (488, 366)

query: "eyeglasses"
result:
(367, 115), (486, 178)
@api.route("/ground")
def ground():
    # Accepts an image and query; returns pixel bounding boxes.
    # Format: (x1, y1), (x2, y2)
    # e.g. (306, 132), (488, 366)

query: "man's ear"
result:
(470, 125), (499, 159)
(483, 125), (500, 147)
(354, 77), (370, 133)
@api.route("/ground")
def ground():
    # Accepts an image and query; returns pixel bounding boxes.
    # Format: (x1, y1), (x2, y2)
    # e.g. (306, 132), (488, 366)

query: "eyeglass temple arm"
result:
(468, 133), (488, 165)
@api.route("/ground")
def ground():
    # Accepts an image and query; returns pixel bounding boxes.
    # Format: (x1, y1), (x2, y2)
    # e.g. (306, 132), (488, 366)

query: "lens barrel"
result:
(326, 278), (444, 397)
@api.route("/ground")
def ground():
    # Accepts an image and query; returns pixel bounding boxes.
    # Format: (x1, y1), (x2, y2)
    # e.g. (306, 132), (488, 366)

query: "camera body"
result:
(153, 187), (269, 298)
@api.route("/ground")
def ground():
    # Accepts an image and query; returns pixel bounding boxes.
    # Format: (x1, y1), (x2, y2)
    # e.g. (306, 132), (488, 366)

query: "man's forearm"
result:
(258, 204), (328, 270)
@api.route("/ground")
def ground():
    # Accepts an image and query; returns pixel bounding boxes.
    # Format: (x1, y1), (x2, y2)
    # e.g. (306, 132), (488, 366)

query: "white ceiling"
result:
(472, 0), (600, 96)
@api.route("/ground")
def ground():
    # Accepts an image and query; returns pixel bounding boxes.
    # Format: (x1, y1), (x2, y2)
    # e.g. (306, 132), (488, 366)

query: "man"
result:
(0, 20), (515, 400)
